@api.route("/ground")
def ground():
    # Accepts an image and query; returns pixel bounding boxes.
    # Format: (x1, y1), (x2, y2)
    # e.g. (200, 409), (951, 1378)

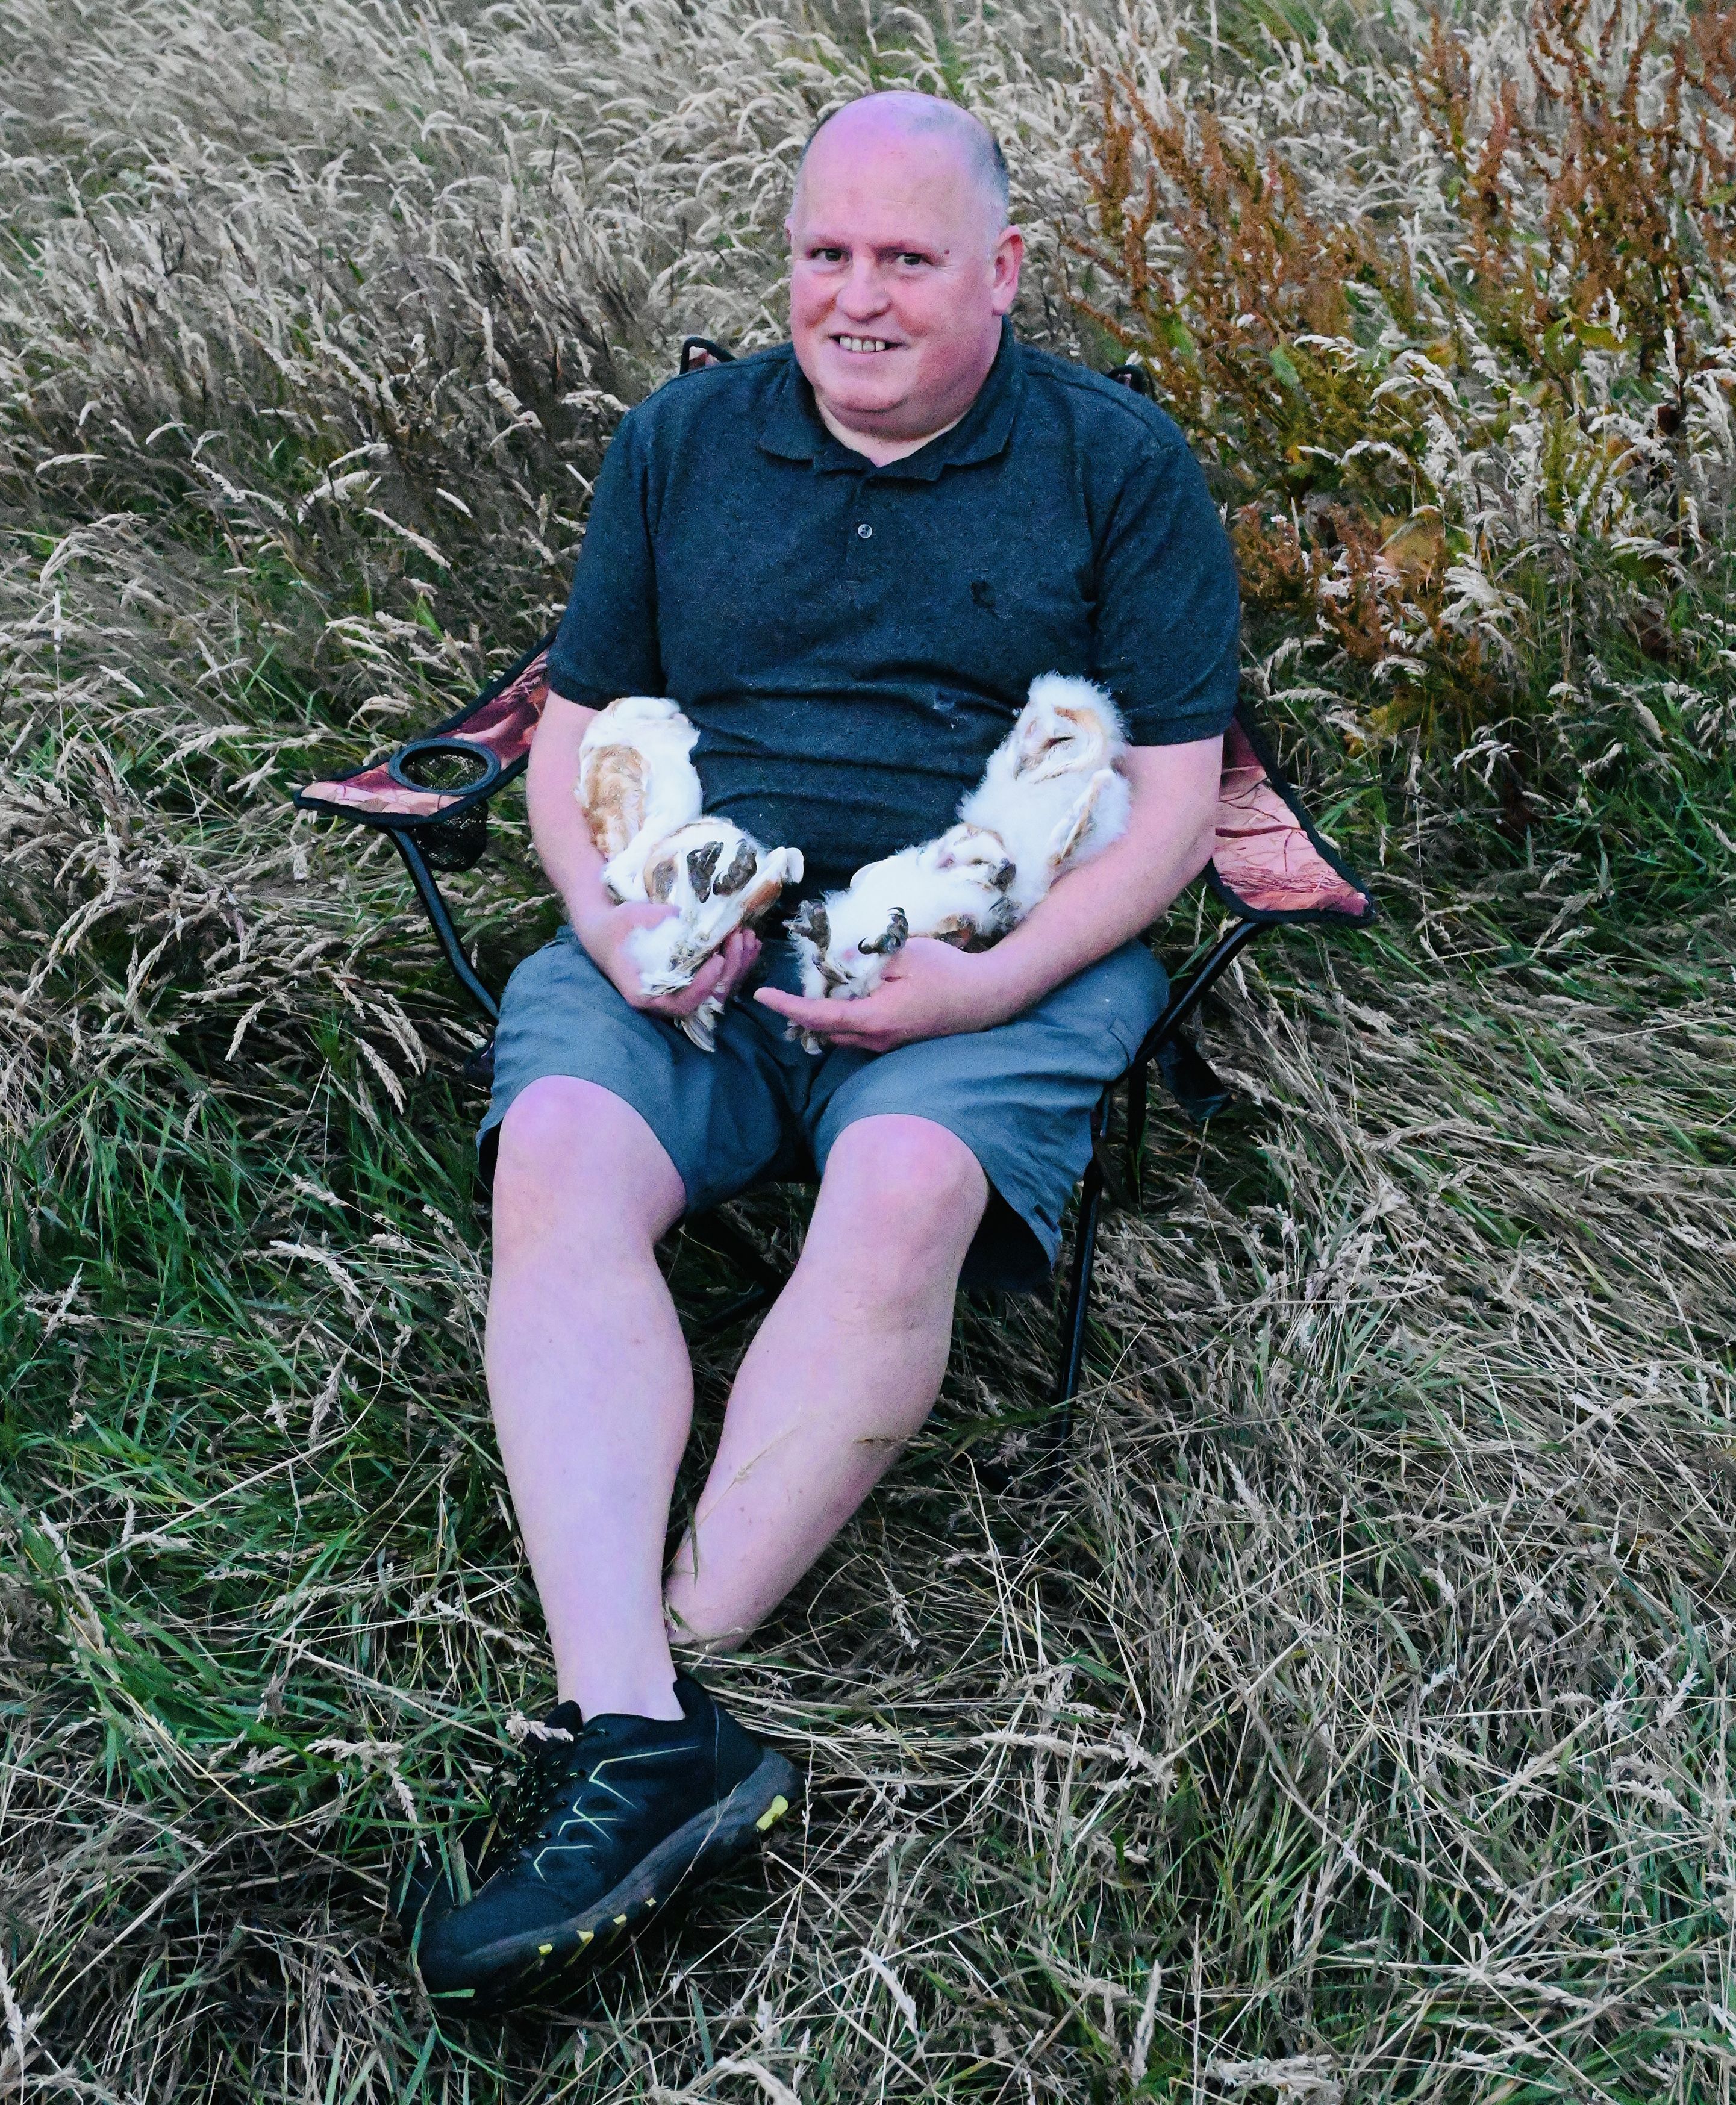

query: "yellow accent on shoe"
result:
(613, 1913), (628, 1926)
(755, 1794), (790, 1832)
(537, 1943), (554, 1956)
(644, 1898), (654, 1909)
(578, 1931), (593, 1947)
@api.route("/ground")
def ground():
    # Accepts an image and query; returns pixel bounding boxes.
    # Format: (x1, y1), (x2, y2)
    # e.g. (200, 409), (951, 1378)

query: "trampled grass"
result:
(3, 0), (1735, 2099)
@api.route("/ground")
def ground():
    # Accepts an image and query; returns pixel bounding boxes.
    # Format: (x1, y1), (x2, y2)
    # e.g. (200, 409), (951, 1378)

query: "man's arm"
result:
(753, 732), (1222, 1052)
(528, 693), (761, 1023)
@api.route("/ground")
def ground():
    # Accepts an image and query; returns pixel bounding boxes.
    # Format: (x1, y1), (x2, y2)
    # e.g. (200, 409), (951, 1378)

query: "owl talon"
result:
(679, 997), (723, 1053)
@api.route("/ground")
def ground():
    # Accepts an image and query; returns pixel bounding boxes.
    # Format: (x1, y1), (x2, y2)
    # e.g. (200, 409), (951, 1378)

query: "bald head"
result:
(795, 92), (1010, 240)
(785, 86), (1023, 463)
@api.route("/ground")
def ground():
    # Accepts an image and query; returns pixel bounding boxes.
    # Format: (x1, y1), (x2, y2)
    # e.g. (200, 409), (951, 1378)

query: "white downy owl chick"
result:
(784, 673), (1131, 1049)
(578, 695), (704, 906)
(615, 818), (804, 1052)
(958, 672), (1131, 917)
(784, 822), (1016, 1053)
(577, 700), (802, 1050)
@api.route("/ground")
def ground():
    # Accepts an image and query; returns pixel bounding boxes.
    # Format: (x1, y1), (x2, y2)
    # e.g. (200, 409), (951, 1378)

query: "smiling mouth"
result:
(834, 335), (899, 354)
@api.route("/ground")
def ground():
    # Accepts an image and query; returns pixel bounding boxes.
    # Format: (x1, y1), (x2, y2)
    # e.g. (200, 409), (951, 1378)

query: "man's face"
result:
(787, 117), (1022, 450)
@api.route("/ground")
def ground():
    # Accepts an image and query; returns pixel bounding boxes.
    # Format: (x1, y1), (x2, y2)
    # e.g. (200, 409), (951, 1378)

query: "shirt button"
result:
(856, 522), (873, 539)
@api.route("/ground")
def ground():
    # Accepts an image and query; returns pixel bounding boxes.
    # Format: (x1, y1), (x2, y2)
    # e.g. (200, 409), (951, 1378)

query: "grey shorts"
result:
(478, 931), (1166, 1292)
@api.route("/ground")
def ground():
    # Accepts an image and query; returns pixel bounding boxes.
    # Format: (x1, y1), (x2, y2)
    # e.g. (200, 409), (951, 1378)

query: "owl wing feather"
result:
(579, 744), (650, 863)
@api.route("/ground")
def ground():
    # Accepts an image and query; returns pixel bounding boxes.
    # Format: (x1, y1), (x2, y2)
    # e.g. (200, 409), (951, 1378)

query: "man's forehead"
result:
(790, 173), (970, 249)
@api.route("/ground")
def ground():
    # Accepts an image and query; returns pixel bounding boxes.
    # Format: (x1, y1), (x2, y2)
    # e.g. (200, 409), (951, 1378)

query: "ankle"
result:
(561, 1667), (684, 1724)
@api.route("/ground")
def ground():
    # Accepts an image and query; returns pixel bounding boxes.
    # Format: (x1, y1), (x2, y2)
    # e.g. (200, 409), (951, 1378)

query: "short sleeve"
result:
(1091, 422), (1241, 746)
(545, 413), (663, 706)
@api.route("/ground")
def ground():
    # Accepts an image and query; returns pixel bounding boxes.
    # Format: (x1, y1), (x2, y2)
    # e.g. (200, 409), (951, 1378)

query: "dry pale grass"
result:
(3, 0), (1735, 2100)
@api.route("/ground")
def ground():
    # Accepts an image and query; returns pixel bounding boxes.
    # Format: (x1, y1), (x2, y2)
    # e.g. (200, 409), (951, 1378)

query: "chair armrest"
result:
(1206, 704), (1376, 926)
(680, 337), (737, 373)
(293, 633), (555, 833)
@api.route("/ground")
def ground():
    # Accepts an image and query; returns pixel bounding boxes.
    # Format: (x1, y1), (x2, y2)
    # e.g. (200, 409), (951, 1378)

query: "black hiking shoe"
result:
(407, 1673), (798, 2013)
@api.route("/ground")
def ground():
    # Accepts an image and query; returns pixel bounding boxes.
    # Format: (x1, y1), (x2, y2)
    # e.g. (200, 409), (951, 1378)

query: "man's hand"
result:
(582, 901), (762, 1024)
(752, 937), (1011, 1053)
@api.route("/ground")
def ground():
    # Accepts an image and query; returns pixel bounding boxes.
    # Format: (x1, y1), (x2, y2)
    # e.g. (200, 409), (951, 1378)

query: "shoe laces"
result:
(493, 1720), (604, 1853)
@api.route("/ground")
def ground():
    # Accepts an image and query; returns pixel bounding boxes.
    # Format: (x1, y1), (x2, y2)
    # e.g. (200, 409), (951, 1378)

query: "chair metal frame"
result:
(296, 345), (1375, 1444)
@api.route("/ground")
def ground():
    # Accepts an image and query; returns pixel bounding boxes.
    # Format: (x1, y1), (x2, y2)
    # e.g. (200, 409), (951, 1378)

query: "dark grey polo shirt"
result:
(546, 322), (1240, 896)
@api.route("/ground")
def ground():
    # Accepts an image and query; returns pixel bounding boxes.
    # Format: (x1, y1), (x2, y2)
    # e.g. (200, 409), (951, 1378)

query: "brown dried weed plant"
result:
(1070, 0), (1736, 767)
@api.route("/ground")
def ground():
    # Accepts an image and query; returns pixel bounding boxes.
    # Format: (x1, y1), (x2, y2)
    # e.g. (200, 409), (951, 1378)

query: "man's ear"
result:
(991, 225), (1025, 313)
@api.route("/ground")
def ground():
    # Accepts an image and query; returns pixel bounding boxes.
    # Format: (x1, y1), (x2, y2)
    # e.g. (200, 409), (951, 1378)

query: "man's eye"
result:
(811, 247), (846, 263)
(897, 252), (931, 267)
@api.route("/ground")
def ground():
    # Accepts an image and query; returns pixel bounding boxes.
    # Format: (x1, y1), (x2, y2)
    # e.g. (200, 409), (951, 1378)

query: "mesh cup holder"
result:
(416, 805), (489, 872)
(388, 735), (500, 872)
(389, 734), (503, 797)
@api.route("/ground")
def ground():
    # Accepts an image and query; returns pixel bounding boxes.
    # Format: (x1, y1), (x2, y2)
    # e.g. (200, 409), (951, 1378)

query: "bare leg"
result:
(486, 1076), (689, 1720)
(664, 1115), (987, 1650)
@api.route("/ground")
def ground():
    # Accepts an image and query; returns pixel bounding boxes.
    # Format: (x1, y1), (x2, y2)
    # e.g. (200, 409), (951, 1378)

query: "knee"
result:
(817, 1116), (987, 1273)
(492, 1078), (682, 1253)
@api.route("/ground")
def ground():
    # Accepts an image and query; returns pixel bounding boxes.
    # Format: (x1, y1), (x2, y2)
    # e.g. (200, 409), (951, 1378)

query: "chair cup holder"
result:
(416, 805), (489, 874)
(388, 734), (503, 797)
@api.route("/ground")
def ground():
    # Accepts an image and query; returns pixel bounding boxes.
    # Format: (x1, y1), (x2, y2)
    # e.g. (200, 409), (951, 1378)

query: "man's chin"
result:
(813, 361), (909, 417)
(823, 394), (908, 430)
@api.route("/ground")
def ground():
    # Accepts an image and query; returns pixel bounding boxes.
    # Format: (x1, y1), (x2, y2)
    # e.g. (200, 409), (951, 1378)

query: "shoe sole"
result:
(418, 1747), (799, 2010)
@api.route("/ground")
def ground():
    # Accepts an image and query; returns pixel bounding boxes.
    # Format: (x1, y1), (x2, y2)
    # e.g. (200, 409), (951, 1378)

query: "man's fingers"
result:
(639, 931), (768, 1020)
(711, 929), (761, 1002)
(752, 984), (851, 1023)
(637, 954), (726, 1019)
(751, 987), (882, 1045)
(676, 953), (731, 1010)
(691, 931), (758, 1006)
(753, 987), (838, 1028)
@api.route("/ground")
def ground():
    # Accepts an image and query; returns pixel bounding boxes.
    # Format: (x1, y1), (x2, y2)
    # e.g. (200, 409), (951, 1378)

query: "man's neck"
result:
(813, 394), (967, 467)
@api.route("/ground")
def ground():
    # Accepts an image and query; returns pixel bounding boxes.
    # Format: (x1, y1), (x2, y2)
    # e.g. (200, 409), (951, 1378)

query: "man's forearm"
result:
(526, 694), (613, 937)
(974, 823), (1213, 1021)
(971, 735), (1223, 1023)
(752, 734), (1225, 1053)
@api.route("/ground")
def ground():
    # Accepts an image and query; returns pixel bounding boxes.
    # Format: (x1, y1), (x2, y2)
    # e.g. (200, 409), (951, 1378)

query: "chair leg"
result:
(1039, 922), (1260, 1473)
(1123, 1058), (1149, 1195)
(1132, 918), (1260, 1070)
(1051, 1143), (1107, 1452)
(391, 831), (500, 1026)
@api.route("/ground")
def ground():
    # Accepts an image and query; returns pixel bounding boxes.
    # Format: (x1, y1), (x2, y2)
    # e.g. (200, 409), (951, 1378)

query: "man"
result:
(413, 89), (1237, 2010)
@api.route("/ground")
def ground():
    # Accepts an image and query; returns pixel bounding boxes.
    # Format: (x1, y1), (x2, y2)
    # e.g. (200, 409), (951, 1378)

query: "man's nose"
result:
(835, 257), (891, 317)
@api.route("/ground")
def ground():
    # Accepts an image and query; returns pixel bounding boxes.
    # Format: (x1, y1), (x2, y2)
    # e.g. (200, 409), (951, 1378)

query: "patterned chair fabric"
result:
(1207, 718), (1372, 925)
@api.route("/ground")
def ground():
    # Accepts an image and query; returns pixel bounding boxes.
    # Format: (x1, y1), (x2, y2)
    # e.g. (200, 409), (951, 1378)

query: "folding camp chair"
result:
(295, 344), (1375, 1443)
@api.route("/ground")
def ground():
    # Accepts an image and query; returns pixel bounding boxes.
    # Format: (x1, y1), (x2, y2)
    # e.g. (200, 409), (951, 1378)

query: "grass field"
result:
(4, 0), (1736, 2098)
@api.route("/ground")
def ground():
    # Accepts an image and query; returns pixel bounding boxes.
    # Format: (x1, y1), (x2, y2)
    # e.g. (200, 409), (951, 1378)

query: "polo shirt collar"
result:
(758, 319), (1024, 480)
